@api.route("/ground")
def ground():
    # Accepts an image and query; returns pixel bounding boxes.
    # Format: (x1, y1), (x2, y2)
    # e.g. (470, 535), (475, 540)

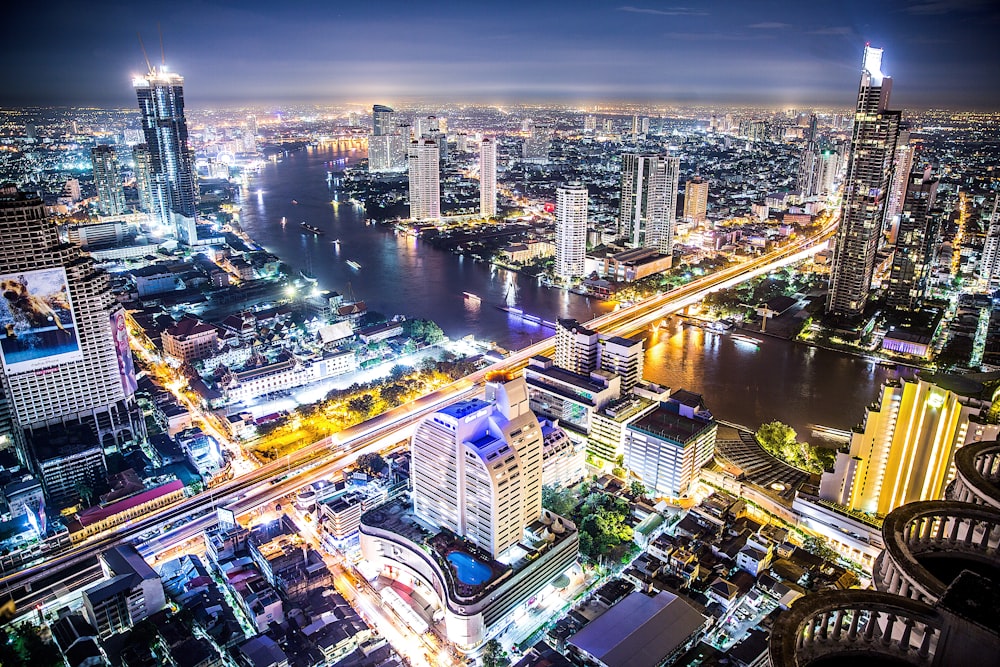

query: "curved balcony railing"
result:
(769, 590), (942, 667)
(873, 500), (1000, 604)
(949, 440), (1000, 510)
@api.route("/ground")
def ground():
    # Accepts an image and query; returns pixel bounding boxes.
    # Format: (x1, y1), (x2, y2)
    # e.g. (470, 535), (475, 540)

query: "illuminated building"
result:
(886, 131), (915, 226)
(819, 374), (1000, 516)
(132, 144), (155, 215)
(133, 66), (198, 245)
(0, 185), (144, 463)
(979, 197), (1000, 286)
(554, 318), (599, 374)
(682, 177), (708, 223)
(90, 145), (125, 216)
(624, 397), (717, 498)
(83, 544), (166, 638)
(796, 114), (820, 197)
(407, 139), (440, 221)
(525, 355), (621, 437)
(360, 376), (578, 649)
(583, 114), (596, 133)
(368, 104), (406, 172)
(555, 181), (588, 280)
(619, 153), (679, 255)
(886, 163), (939, 312)
(479, 137), (496, 217)
(522, 123), (552, 162)
(826, 45), (901, 318)
(599, 334), (645, 391)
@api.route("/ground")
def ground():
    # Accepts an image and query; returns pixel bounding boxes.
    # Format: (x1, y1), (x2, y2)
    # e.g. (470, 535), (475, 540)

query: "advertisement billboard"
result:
(111, 311), (138, 396)
(0, 268), (83, 373)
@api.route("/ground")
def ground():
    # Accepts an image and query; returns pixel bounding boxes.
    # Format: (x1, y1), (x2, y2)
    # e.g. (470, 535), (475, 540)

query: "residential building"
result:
(91, 145), (125, 216)
(980, 197), (1000, 286)
(82, 544), (165, 638)
(554, 318), (599, 374)
(555, 182), (588, 280)
(161, 316), (219, 363)
(599, 335), (644, 391)
(886, 163), (939, 312)
(683, 177), (709, 223)
(480, 137), (497, 217)
(624, 400), (717, 498)
(826, 46), (902, 319)
(407, 139), (440, 221)
(619, 153), (680, 255)
(368, 104), (406, 173)
(525, 356), (621, 437)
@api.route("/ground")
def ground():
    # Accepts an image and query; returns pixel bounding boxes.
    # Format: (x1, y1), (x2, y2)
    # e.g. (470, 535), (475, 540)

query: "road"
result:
(1, 219), (835, 618)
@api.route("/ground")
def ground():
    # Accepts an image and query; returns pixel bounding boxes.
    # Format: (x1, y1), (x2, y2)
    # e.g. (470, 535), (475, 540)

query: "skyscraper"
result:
(132, 144), (154, 215)
(407, 139), (440, 221)
(826, 46), (901, 319)
(555, 182), (588, 280)
(886, 163), (939, 312)
(133, 67), (198, 245)
(980, 197), (1000, 286)
(583, 115), (597, 133)
(619, 153), (679, 255)
(90, 145), (125, 216)
(0, 185), (144, 459)
(682, 177), (709, 223)
(796, 114), (820, 198)
(410, 376), (544, 558)
(885, 131), (914, 226)
(368, 104), (406, 173)
(479, 137), (496, 218)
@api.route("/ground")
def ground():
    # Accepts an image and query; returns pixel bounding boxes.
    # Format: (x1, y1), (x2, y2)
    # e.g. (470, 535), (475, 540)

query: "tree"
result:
(347, 394), (376, 418)
(75, 479), (94, 507)
(629, 480), (647, 498)
(481, 638), (509, 667)
(356, 452), (388, 477)
(541, 485), (577, 516)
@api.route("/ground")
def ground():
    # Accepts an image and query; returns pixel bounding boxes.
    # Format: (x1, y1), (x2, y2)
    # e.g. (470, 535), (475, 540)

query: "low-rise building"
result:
(162, 316), (219, 363)
(82, 545), (166, 639)
(624, 401), (717, 498)
(68, 480), (185, 543)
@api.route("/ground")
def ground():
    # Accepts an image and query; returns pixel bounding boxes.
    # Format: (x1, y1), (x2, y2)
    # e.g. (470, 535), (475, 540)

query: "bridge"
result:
(0, 218), (837, 619)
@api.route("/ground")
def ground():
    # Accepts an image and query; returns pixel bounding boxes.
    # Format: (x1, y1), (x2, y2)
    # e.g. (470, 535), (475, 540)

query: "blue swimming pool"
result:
(446, 551), (492, 586)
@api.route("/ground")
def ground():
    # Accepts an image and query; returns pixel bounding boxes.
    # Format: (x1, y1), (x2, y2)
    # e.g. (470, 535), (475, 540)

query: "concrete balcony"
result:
(948, 440), (1000, 510)
(873, 500), (1000, 604)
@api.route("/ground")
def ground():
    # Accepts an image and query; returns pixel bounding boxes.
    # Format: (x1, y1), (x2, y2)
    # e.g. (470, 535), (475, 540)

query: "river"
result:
(239, 143), (915, 442)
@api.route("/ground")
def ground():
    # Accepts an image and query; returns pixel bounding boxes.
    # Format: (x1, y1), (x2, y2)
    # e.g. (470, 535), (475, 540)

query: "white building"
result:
(479, 137), (497, 218)
(619, 153), (680, 256)
(555, 182), (588, 280)
(368, 104), (406, 173)
(980, 197), (1000, 286)
(407, 139), (440, 221)
(624, 402), (717, 498)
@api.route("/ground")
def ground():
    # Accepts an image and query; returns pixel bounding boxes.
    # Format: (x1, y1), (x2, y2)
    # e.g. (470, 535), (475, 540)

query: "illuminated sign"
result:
(111, 311), (138, 397)
(0, 268), (83, 373)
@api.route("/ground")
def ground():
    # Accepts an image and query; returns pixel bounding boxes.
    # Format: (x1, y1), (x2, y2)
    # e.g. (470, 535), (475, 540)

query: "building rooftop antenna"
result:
(137, 32), (153, 75)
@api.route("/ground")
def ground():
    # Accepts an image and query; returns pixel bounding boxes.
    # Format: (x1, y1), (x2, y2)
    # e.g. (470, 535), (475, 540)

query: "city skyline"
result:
(2, 1), (1000, 109)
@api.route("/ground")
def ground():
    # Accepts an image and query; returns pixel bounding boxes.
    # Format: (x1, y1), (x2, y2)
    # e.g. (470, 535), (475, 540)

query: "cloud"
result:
(748, 22), (791, 29)
(618, 5), (708, 16)
(906, 0), (989, 15)
(663, 31), (769, 41)
(808, 26), (854, 35)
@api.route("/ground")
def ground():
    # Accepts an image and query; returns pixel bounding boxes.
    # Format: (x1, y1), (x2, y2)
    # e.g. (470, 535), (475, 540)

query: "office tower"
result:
(641, 117), (650, 135)
(624, 399), (717, 497)
(133, 67), (198, 245)
(555, 319), (600, 374)
(619, 153), (680, 255)
(415, 115), (440, 138)
(885, 131), (914, 225)
(83, 544), (165, 638)
(599, 335), (644, 391)
(368, 104), (406, 173)
(132, 144), (155, 215)
(980, 197), (1000, 286)
(819, 373), (999, 516)
(0, 185), (144, 458)
(90, 145), (125, 216)
(796, 114), (820, 197)
(682, 177), (709, 223)
(584, 115), (597, 133)
(826, 46), (901, 318)
(479, 137), (497, 218)
(631, 115), (640, 138)
(885, 163), (939, 312)
(555, 182), (588, 280)
(411, 376), (543, 558)
(814, 147), (840, 196)
(407, 139), (440, 221)
(522, 123), (552, 162)
(246, 113), (257, 137)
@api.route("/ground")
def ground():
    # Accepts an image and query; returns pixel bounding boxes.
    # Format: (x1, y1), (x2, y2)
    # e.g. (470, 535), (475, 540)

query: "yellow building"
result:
(819, 374), (1000, 516)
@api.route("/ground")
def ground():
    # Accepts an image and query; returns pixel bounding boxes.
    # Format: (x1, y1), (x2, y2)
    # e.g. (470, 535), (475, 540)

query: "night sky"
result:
(2, 0), (998, 109)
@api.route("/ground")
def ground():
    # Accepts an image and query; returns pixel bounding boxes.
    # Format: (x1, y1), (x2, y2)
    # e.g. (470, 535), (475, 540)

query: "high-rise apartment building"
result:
(83, 544), (165, 639)
(980, 197), (1000, 286)
(819, 374), (999, 516)
(885, 163), (939, 312)
(479, 137), (496, 218)
(407, 139), (440, 221)
(796, 114), (820, 198)
(619, 153), (679, 255)
(583, 115), (597, 133)
(682, 177), (709, 223)
(826, 46), (901, 319)
(132, 144), (155, 215)
(555, 319), (600, 375)
(90, 145), (125, 216)
(0, 185), (144, 458)
(133, 67), (198, 245)
(368, 104), (406, 172)
(885, 131), (914, 226)
(624, 399), (717, 498)
(555, 182), (588, 280)
(411, 376), (543, 558)
(599, 335), (645, 392)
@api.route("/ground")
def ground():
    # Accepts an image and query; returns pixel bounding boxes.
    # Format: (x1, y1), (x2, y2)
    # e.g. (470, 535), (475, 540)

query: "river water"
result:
(240, 144), (915, 442)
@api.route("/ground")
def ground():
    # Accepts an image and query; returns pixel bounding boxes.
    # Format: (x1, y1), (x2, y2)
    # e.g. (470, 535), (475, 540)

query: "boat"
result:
(463, 292), (481, 303)
(300, 222), (325, 235)
(331, 239), (341, 246)
(731, 333), (762, 347)
(280, 216), (287, 227)
(300, 270), (318, 283)
(291, 199), (298, 205)
(346, 260), (361, 270)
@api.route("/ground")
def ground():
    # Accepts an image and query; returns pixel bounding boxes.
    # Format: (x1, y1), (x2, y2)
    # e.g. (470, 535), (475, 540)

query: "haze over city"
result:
(3, 0), (1000, 107)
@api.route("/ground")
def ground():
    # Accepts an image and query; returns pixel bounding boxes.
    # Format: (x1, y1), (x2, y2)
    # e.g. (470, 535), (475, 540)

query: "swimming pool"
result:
(446, 551), (492, 586)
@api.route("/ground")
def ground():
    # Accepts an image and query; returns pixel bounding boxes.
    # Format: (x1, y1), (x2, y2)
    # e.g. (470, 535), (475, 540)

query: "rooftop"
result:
(630, 404), (714, 445)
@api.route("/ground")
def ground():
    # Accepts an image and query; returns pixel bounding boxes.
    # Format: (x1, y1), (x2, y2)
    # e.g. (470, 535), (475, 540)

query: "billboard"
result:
(0, 268), (83, 373)
(111, 311), (138, 396)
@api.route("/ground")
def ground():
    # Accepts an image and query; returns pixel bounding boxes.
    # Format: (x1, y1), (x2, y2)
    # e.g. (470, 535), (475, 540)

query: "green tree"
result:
(356, 452), (388, 477)
(75, 479), (94, 507)
(482, 638), (509, 667)
(347, 394), (376, 418)
(541, 485), (577, 516)
(629, 480), (647, 498)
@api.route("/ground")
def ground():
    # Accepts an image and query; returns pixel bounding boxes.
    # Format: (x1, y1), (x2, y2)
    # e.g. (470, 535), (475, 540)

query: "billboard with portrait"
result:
(0, 268), (83, 373)
(111, 310), (138, 396)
